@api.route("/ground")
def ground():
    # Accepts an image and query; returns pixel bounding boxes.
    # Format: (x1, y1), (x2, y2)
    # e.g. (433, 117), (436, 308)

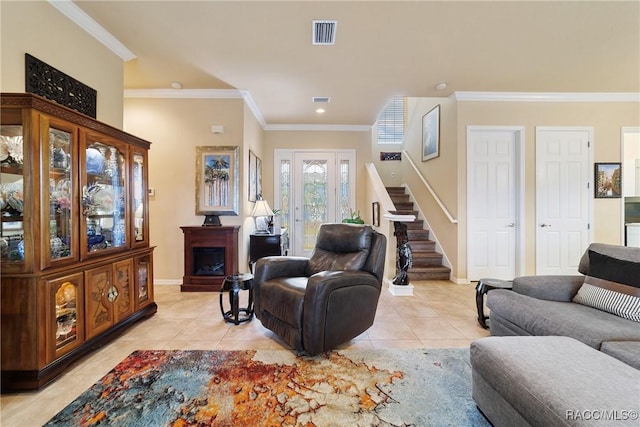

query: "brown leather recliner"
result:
(253, 223), (387, 355)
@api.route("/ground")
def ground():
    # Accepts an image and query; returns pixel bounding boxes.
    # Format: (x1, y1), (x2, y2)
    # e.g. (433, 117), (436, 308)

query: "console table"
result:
(180, 226), (240, 292)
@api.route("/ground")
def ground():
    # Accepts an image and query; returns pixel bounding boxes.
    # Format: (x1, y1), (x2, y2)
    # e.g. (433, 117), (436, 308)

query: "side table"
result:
(220, 273), (254, 325)
(475, 278), (513, 329)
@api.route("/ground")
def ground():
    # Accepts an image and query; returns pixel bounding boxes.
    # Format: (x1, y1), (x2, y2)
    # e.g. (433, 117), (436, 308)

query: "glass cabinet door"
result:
(131, 150), (148, 247)
(81, 132), (128, 258)
(42, 117), (77, 268)
(48, 273), (84, 361)
(135, 254), (153, 309)
(0, 118), (25, 267)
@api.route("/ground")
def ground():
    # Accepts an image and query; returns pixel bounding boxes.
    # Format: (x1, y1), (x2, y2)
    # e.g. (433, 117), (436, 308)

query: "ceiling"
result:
(69, 1), (639, 127)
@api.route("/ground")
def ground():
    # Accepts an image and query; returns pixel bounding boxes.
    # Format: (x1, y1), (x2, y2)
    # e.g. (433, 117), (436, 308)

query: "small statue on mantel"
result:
(392, 221), (413, 286)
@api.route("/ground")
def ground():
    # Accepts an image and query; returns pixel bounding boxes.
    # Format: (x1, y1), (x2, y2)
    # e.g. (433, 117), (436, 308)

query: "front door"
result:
(467, 127), (522, 281)
(536, 127), (592, 275)
(274, 150), (356, 257)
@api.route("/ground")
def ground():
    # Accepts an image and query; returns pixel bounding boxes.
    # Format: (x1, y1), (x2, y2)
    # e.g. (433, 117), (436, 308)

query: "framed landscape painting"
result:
(195, 146), (239, 215)
(594, 163), (622, 198)
(422, 105), (440, 161)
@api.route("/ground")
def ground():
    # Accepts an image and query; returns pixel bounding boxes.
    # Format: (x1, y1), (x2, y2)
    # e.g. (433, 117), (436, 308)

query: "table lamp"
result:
(252, 196), (273, 234)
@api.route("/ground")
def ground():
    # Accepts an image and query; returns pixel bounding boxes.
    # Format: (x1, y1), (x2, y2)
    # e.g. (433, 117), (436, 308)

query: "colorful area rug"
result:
(45, 348), (489, 426)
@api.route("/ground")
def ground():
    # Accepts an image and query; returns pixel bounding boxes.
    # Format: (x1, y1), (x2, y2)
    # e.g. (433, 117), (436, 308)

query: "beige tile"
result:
(2, 280), (487, 424)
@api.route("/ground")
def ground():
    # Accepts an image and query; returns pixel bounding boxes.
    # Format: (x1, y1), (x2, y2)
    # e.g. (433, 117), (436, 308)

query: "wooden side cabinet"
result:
(249, 231), (288, 272)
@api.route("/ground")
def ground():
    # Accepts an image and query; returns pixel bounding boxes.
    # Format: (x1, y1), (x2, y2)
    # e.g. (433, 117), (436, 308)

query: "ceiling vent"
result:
(312, 20), (337, 45)
(312, 96), (331, 103)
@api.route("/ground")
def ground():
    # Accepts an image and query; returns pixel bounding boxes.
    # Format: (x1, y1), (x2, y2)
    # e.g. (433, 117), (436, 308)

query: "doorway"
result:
(274, 149), (356, 257)
(535, 127), (592, 275)
(466, 127), (524, 281)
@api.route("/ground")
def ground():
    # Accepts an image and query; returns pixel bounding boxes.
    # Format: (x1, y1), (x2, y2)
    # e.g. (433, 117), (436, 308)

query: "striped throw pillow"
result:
(573, 250), (640, 322)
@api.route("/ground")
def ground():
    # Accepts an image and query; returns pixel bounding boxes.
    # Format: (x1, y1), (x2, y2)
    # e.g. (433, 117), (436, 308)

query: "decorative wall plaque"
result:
(25, 53), (97, 118)
(380, 152), (402, 161)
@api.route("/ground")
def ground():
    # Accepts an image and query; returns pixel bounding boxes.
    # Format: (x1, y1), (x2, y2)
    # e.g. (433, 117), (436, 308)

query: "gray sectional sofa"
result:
(471, 243), (640, 426)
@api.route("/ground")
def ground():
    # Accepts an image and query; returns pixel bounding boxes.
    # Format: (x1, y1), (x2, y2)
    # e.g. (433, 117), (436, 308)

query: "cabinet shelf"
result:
(0, 164), (23, 175)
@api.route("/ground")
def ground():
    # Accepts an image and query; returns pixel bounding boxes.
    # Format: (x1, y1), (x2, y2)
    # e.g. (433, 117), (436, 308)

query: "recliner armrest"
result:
(513, 275), (585, 301)
(254, 256), (310, 283)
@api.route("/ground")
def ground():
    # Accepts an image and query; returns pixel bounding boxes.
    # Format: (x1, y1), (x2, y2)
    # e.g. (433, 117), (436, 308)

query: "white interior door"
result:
(467, 127), (522, 281)
(536, 127), (592, 275)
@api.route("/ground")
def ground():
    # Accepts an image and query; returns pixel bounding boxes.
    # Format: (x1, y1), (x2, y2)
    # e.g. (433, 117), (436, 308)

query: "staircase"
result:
(386, 187), (451, 281)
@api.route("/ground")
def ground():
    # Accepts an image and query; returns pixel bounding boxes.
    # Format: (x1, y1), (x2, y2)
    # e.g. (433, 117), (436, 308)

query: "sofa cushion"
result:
(577, 242), (640, 274)
(573, 250), (640, 322)
(471, 336), (640, 427)
(308, 224), (372, 275)
(487, 289), (640, 349)
(600, 341), (640, 370)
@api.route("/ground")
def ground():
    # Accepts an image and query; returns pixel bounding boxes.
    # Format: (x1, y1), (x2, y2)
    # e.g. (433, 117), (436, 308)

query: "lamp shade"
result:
(251, 199), (273, 217)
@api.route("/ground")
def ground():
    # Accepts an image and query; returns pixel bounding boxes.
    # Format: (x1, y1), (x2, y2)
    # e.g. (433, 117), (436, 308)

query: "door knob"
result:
(506, 223), (516, 228)
(540, 223), (551, 227)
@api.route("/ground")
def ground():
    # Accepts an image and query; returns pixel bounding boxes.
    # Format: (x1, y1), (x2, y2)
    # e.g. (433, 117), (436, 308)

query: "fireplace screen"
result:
(192, 247), (225, 276)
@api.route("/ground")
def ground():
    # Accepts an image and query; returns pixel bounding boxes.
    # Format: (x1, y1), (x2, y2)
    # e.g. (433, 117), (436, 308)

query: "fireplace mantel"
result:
(180, 226), (240, 292)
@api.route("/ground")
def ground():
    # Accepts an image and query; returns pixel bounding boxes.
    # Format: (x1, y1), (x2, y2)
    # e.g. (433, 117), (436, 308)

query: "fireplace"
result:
(180, 226), (240, 291)
(192, 247), (225, 276)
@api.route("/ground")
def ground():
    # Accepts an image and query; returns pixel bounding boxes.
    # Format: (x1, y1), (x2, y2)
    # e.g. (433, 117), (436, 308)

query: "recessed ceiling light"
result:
(316, 108), (326, 114)
(435, 82), (447, 91)
(170, 81), (183, 89)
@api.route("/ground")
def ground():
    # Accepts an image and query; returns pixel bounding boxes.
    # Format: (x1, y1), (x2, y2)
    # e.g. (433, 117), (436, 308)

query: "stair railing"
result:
(402, 150), (458, 224)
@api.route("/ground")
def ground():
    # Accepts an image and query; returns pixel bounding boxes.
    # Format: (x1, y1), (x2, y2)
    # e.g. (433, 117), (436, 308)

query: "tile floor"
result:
(0, 280), (489, 426)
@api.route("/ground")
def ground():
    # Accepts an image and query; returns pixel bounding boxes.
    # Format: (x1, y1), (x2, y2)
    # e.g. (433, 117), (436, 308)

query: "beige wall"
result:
(1, 1), (124, 128)
(456, 100), (640, 278)
(263, 130), (372, 214)
(370, 98), (640, 281)
(123, 97), (249, 282)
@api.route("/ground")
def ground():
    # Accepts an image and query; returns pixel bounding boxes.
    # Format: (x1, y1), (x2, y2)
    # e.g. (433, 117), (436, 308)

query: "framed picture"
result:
(249, 150), (257, 202)
(256, 155), (262, 199)
(195, 146), (239, 216)
(594, 163), (622, 198)
(422, 104), (440, 162)
(372, 202), (380, 227)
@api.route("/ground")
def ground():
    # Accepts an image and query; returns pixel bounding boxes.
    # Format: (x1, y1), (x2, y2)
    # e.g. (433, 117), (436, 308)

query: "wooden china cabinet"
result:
(0, 93), (156, 391)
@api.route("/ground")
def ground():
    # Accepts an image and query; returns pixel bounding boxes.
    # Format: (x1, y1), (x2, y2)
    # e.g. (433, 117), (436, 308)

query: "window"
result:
(376, 97), (406, 144)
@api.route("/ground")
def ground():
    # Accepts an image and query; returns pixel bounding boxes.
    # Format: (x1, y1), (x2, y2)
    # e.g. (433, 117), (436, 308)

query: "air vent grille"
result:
(312, 96), (331, 103)
(313, 20), (337, 45)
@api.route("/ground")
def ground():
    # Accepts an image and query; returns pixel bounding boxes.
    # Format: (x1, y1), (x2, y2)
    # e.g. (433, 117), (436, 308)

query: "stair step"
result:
(411, 252), (444, 267)
(386, 187), (406, 194)
(390, 194), (410, 202)
(407, 240), (436, 251)
(405, 220), (424, 230)
(407, 229), (430, 239)
(393, 202), (414, 210)
(408, 266), (451, 281)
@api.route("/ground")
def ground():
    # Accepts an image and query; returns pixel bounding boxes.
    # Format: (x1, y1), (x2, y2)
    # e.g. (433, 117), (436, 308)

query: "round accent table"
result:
(475, 278), (513, 329)
(219, 273), (254, 325)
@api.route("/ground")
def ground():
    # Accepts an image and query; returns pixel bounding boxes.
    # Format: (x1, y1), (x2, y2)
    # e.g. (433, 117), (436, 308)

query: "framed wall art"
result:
(249, 150), (257, 202)
(372, 202), (380, 227)
(422, 104), (440, 162)
(195, 146), (239, 217)
(594, 162), (622, 198)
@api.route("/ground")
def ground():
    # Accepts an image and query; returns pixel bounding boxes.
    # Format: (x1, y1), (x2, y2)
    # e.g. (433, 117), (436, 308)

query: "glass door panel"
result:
(135, 254), (153, 309)
(132, 151), (147, 246)
(81, 135), (128, 257)
(0, 123), (25, 264)
(49, 273), (84, 360)
(45, 123), (75, 266)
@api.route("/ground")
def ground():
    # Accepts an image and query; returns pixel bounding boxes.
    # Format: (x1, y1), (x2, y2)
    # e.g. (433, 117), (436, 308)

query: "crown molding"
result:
(264, 124), (371, 132)
(453, 92), (640, 102)
(48, 0), (136, 61)
(124, 89), (244, 99)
